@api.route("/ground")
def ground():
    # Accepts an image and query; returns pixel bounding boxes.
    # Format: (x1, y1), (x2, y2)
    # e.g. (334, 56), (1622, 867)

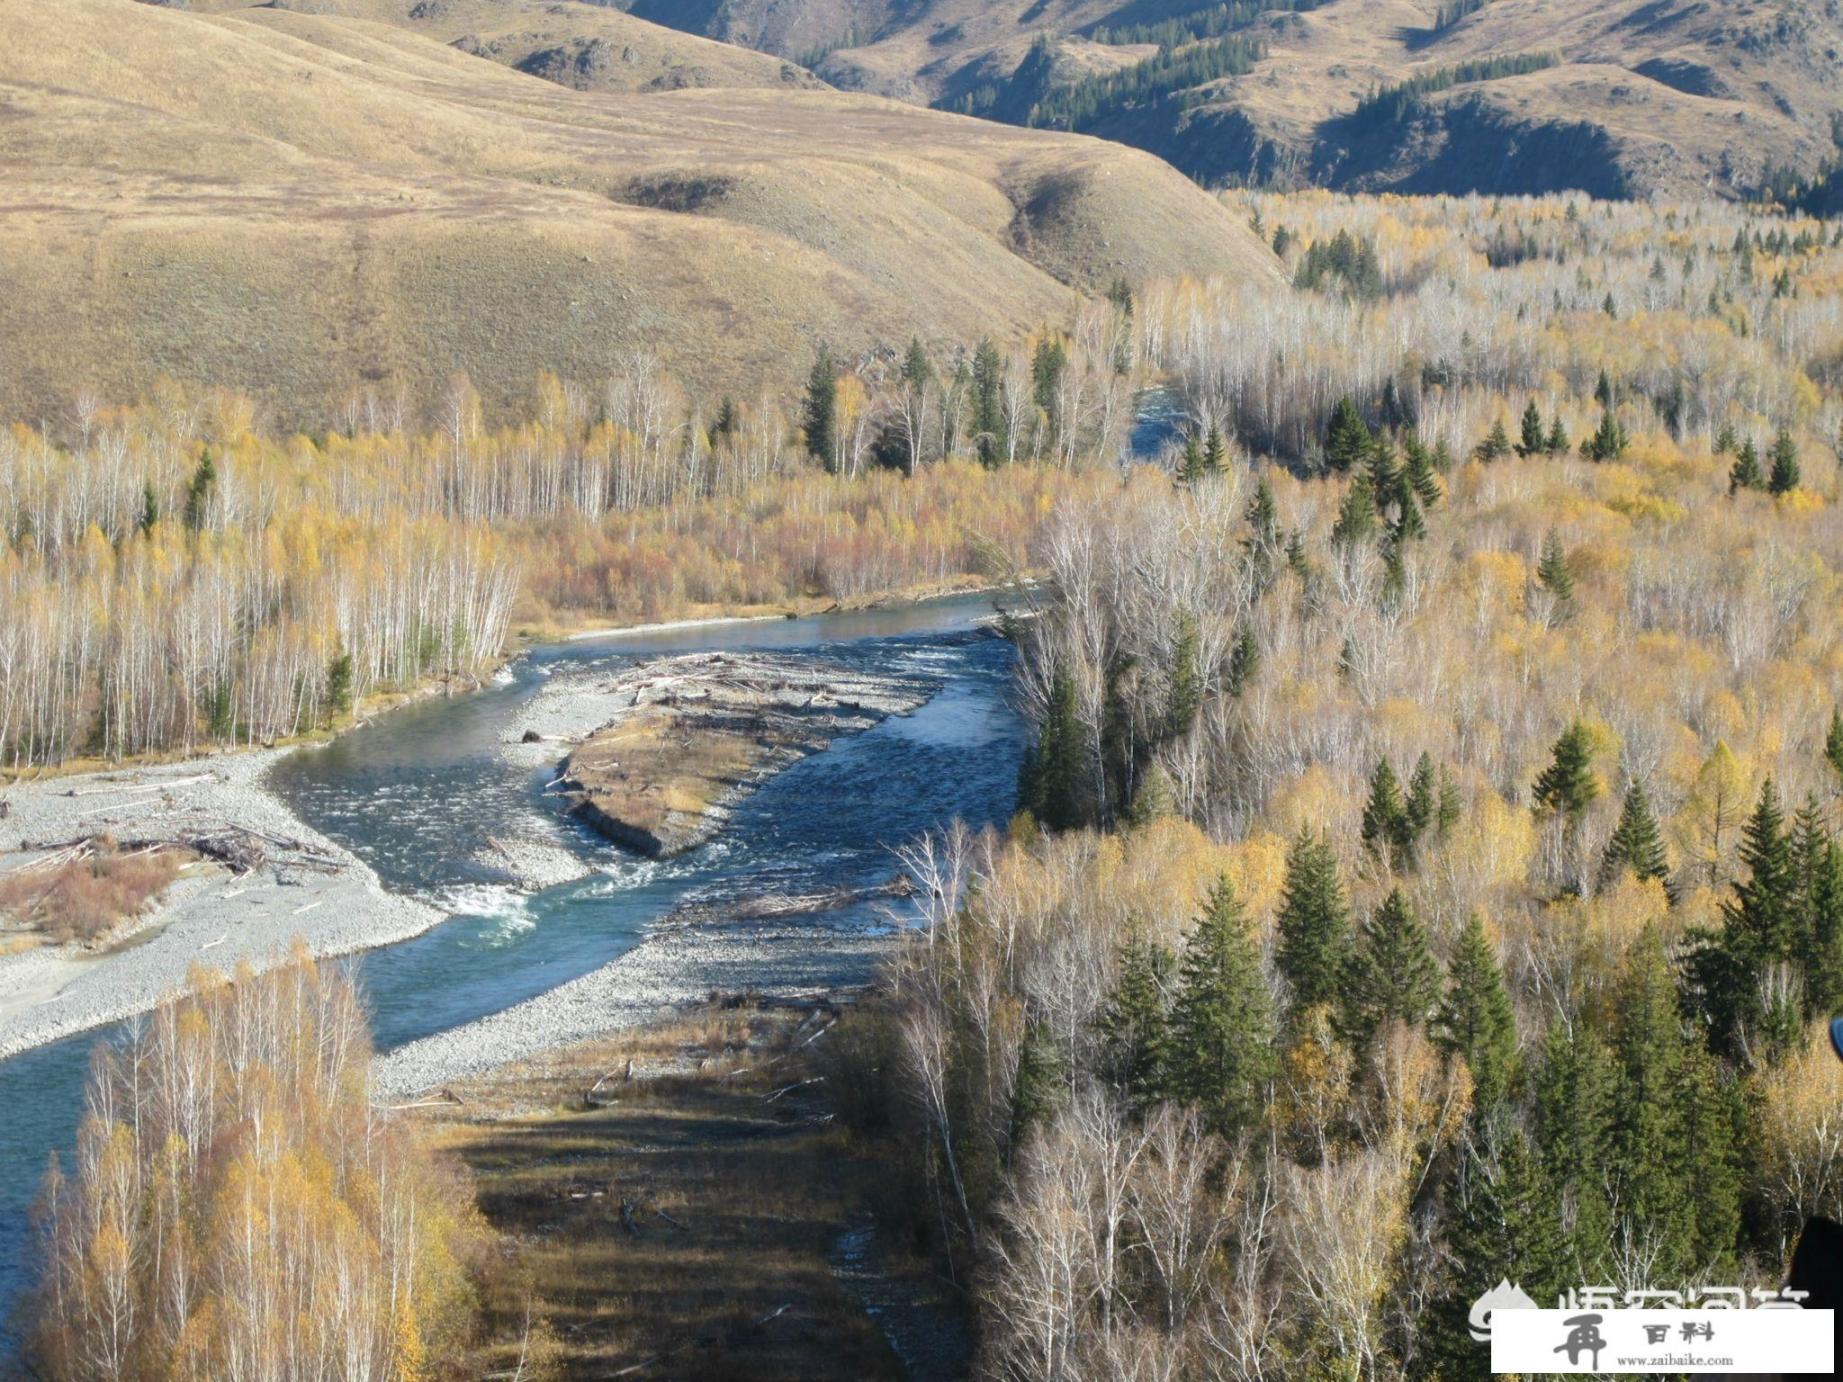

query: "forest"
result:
(14, 189), (1843, 1379)
(839, 191), (1843, 1379)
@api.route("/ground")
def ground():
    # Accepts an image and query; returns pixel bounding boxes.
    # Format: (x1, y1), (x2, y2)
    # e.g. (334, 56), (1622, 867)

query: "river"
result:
(0, 594), (1027, 1359)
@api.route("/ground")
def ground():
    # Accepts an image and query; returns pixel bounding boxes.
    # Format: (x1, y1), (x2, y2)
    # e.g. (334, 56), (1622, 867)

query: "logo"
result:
(1469, 1278), (1540, 1341)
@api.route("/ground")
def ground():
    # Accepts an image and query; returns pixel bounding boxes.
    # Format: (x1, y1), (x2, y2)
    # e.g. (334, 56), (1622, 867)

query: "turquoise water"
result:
(0, 595), (1026, 1358)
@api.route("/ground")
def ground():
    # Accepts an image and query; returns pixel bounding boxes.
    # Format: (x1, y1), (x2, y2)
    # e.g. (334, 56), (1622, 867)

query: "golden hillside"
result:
(0, 0), (1274, 424)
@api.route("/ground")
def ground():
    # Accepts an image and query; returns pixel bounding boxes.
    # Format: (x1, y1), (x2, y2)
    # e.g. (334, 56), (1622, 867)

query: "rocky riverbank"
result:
(0, 754), (444, 1059)
(525, 651), (937, 858)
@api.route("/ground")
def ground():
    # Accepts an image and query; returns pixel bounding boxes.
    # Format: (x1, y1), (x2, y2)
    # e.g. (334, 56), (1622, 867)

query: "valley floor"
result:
(426, 1002), (968, 1381)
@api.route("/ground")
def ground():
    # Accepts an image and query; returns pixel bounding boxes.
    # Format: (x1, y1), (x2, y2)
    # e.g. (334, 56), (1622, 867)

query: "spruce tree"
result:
(1532, 720), (1598, 823)
(1536, 530), (1574, 604)
(1582, 409), (1626, 462)
(1225, 627), (1259, 697)
(1095, 934), (1174, 1112)
(1343, 887), (1440, 1037)
(1534, 1022), (1616, 1280)
(1166, 612), (1202, 739)
(1795, 809), (1843, 1018)
(1436, 765), (1463, 839)
(1276, 832), (1351, 1019)
(1768, 427), (1801, 494)
(1245, 476), (1279, 551)
(1008, 1018), (1067, 1154)
(1404, 438), (1442, 508)
(1598, 781), (1669, 893)
(1368, 438), (1404, 515)
(1713, 421), (1737, 456)
(1020, 667), (1088, 831)
(1127, 764), (1177, 827)
(1544, 415), (1570, 456)
(802, 348), (837, 465)
(1325, 396), (1372, 472)
(1405, 751), (1438, 846)
(182, 450), (216, 534)
(1474, 418), (1513, 463)
(1331, 472), (1377, 547)
(1167, 877), (1276, 1137)
(1728, 438), (1765, 493)
(1178, 435), (1204, 485)
(1392, 487), (1427, 544)
(138, 482), (158, 538)
(1361, 758), (1411, 866)
(1434, 912), (1518, 1105)
(1203, 423), (1226, 476)
(1826, 706), (1843, 789)
(971, 337), (1005, 466)
(1517, 401), (1545, 458)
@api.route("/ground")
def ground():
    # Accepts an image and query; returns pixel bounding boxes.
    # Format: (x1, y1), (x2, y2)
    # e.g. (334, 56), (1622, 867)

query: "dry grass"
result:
(0, 0), (1274, 426)
(425, 1003), (959, 1381)
(0, 841), (185, 944)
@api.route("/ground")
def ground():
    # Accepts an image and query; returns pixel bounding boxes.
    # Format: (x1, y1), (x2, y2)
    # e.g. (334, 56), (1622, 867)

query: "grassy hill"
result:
(621, 0), (1843, 201)
(0, 0), (1274, 425)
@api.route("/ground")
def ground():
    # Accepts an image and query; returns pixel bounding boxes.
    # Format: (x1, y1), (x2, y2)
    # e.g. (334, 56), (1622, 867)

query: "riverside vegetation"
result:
(13, 189), (1843, 1378)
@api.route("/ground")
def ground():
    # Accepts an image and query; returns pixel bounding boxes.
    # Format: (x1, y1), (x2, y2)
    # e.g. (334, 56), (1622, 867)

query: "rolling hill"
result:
(0, 0), (1275, 425)
(616, 0), (1843, 201)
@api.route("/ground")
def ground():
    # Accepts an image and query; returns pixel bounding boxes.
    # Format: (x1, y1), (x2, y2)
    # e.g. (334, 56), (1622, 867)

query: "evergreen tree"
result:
(326, 650), (354, 719)
(1429, 1128), (1565, 1382)
(1095, 934), (1174, 1112)
(1728, 438), (1765, 493)
(1436, 765), (1464, 839)
(1178, 435), (1205, 485)
(1276, 832), (1351, 1019)
(1203, 423), (1226, 476)
(1768, 427), (1801, 494)
(1361, 758), (1411, 866)
(1517, 401), (1545, 458)
(138, 482), (159, 538)
(1031, 336), (1068, 414)
(1404, 438), (1442, 508)
(1165, 612), (1202, 739)
(1713, 421), (1737, 455)
(902, 337), (933, 395)
(1343, 887), (1440, 1037)
(1544, 415), (1570, 456)
(1127, 763), (1177, 828)
(1434, 913), (1518, 1105)
(182, 450), (216, 534)
(1598, 781), (1669, 893)
(802, 347), (837, 465)
(971, 337), (1005, 466)
(1245, 476), (1279, 551)
(1325, 396), (1372, 472)
(1331, 472), (1377, 547)
(1532, 720), (1598, 823)
(1826, 706), (1843, 789)
(1368, 438), (1404, 514)
(1392, 487), (1427, 544)
(1019, 666), (1088, 831)
(1534, 1022), (1616, 1280)
(1474, 418), (1513, 463)
(1794, 805), (1843, 1018)
(1581, 409), (1626, 462)
(1404, 751), (1438, 847)
(1594, 369), (1613, 407)
(1225, 627), (1259, 697)
(1167, 877), (1276, 1137)
(1008, 1018), (1067, 1154)
(1536, 530), (1574, 604)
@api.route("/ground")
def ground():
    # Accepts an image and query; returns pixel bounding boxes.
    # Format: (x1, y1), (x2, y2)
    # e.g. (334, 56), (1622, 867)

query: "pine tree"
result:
(1692, 778), (1801, 1063)
(1728, 438), (1765, 493)
(1434, 913), (1518, 1105)
(1342, 887), (1440, 1037)
(1368, 438), (1404, 514)
(1276, 832), (1351, 1019)
(1178, 435), (1205, 485)
(1331, 471), (1377, 547)
(182, 449), (216, 534)
(971, 337), (1005, 466)
(1581, 409), (1626, 462)
(138, 482), (158, 538)
(1795, 808), (1843, 1018)
(1826, 706), (1843, 789)
(1031, 336), (1068, 414)
(1713, 421), (1737, 455)
(902, 337), (932, 394)
(1095, 934), (1173, 1112)
(1536, 530), (1574, 603)
(1594, 369), (1613, 407)
(1225, 627), (1259, 697)
(1392, 487), (1427, 544)
(1598, 781), (1669, 893)
(1404, 438), (1441, 508)
(1019, 666), (1088, 831)
(1768, 427), (1801, 494)
(1127, 763), (1177, 827)
(1361, 758), (1411, 866)
(1532, 721), (1598, 823)
(1167, 877), (1276, 1137)
(1544, 415), (1570, 456)
(802, 348), (837, 465)
(1325, 396), (1372, 472)
(326, 650), (354, 719)
(1245, 476), (1279, 551)
(1517, 401), (1545, 458)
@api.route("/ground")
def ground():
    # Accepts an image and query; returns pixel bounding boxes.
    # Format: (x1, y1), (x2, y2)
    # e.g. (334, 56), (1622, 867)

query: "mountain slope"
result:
(0, 0), (1274, 423)
(624, 0), (1843, 200)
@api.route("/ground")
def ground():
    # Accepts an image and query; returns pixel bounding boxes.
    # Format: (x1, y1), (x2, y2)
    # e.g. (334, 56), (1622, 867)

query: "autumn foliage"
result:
(31, 949), (481, 1380)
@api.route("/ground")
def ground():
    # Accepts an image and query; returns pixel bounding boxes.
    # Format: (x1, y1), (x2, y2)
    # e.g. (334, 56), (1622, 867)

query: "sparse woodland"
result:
(845, 193), (1843, 1380)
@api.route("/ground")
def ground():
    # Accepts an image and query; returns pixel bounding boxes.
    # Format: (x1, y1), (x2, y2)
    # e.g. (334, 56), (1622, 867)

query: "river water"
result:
(0, 595), (1026, 1357)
